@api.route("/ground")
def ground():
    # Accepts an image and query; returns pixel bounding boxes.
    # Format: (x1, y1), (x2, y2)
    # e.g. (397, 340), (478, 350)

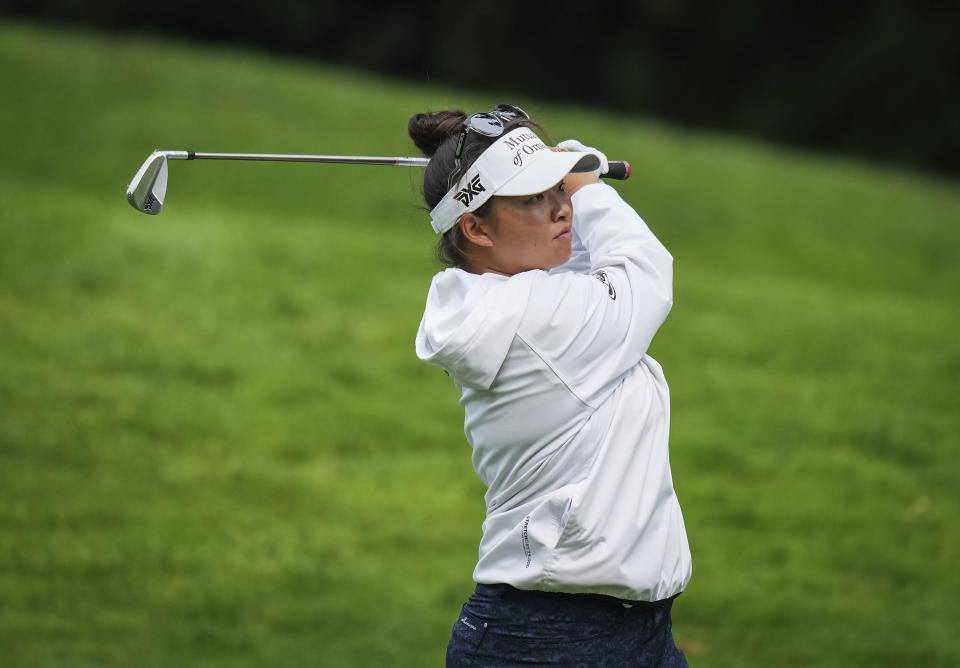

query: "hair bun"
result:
(408, 110), (467, 157)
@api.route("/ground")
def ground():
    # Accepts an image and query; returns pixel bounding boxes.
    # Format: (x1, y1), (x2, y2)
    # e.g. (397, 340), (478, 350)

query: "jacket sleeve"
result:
(517, 182), (673, 407)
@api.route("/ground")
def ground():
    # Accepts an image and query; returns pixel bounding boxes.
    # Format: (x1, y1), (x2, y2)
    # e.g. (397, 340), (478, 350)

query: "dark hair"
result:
(407, 108), (547, 269)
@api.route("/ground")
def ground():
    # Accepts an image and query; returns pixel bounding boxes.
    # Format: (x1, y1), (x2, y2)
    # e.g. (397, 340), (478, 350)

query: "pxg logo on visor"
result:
(453, 175), (486, 206)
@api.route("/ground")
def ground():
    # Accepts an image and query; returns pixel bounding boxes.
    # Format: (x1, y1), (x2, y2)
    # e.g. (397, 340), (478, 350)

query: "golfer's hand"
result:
(557, 139), (609, 175)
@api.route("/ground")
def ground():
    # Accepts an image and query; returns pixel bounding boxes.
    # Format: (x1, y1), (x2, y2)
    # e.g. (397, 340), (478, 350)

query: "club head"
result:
(127, 152), (169, 214)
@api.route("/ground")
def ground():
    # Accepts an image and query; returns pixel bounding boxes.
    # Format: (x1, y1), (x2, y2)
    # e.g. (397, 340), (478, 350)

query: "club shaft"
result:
(184, 151), (429, 167)
(157, 150), (630, 180)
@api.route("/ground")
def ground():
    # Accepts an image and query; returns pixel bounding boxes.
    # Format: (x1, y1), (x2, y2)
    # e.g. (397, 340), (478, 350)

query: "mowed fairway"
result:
(1, 21), (959, 668)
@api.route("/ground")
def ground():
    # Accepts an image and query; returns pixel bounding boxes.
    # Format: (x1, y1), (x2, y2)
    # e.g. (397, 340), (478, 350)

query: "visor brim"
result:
(494, 151), (600, 197)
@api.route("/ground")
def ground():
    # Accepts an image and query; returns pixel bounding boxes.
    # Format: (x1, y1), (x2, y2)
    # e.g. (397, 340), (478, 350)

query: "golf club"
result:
(125, 150), (632, 215)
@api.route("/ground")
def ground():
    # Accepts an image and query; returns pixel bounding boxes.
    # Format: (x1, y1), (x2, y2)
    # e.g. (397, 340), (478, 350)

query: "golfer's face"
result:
(485, 182), (573, 274)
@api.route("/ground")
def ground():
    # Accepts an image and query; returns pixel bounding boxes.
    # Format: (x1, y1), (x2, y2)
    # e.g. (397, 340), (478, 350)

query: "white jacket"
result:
(415, 182), (692, 602)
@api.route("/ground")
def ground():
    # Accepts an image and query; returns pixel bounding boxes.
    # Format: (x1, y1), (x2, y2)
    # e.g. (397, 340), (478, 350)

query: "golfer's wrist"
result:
(563, 171), (600, 197)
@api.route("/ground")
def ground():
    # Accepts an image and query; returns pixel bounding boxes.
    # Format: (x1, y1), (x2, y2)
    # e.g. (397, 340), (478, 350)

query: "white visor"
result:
(429, 127), (600, 234)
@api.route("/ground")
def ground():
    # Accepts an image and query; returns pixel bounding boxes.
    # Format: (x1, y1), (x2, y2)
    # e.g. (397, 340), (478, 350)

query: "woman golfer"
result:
(410, 105), (692, 667)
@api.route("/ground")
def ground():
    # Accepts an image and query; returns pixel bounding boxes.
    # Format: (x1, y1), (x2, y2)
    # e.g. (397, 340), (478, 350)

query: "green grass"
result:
(2, 20), (959, 667)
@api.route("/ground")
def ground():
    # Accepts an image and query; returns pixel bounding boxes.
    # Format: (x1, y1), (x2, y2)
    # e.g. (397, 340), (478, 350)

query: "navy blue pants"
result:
(446, 583), (689, 667)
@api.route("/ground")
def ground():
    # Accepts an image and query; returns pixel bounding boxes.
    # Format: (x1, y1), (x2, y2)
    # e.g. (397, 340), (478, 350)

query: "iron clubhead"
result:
(126, 151), (170, 214)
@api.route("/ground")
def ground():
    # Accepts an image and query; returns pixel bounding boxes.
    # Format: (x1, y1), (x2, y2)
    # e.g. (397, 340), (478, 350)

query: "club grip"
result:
(602, 161), (631, 180)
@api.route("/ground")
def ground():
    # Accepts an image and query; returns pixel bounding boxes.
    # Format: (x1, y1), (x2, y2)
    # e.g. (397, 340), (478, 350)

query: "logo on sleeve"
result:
(521, 515), (532, 568)
(453, 175), (486, 206)
(593, 271), (617, 300)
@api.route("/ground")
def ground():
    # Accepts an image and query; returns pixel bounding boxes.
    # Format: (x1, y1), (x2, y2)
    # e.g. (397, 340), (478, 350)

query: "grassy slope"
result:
(1, 20), (958, 667)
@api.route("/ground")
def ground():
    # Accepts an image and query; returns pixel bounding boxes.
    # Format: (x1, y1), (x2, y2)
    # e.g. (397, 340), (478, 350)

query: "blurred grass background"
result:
(1, 20), (959, 667)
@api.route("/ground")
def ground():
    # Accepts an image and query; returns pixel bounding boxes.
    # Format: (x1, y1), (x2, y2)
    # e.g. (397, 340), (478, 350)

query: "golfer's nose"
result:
(553, 195), (572, 222)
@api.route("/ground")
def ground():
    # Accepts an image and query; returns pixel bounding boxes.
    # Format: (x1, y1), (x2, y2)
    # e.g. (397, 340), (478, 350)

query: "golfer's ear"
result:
(460, 213), (494, 248)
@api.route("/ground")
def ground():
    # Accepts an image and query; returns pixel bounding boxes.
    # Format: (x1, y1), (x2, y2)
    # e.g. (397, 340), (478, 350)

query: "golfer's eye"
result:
(526, 193), (545, 203)
(557, 182), (565, 192)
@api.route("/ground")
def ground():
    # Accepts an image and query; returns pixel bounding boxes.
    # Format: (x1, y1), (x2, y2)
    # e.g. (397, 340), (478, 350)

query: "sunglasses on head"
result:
(449, 104), (530, 189)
